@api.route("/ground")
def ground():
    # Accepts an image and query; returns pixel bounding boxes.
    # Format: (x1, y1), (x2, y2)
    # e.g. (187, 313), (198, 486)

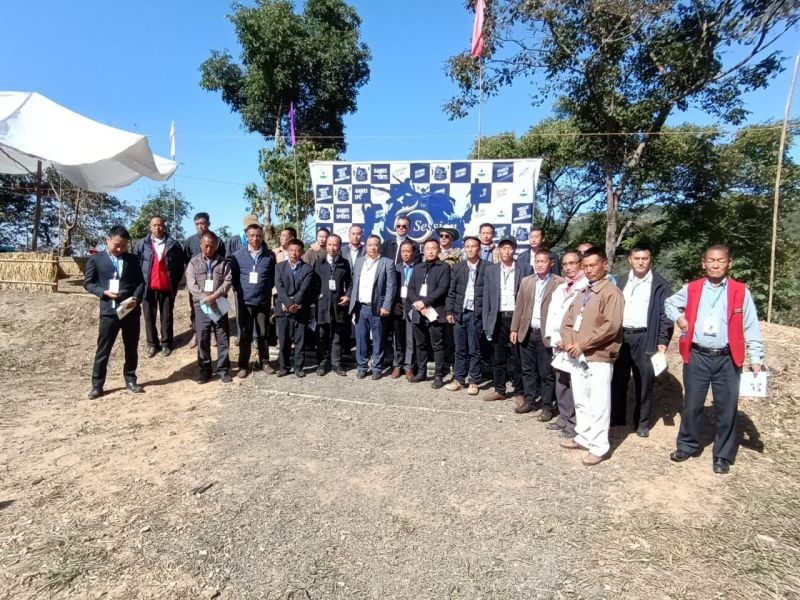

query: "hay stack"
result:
(0, 252), (58, 292)
(57, 256), (89, 279)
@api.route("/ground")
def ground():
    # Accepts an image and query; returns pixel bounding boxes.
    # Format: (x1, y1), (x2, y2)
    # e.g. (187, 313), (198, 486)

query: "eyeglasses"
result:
(396, 224), (408, 229)
(440, 233), (452, 239)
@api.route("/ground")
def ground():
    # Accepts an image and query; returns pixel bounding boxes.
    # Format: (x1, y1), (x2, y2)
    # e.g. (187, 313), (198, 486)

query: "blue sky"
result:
(1, 1), (797, 238)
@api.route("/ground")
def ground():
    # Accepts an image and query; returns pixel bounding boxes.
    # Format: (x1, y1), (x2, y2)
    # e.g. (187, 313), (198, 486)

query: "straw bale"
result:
(57, 256), (89, 279)
(0, 252), (58, 292)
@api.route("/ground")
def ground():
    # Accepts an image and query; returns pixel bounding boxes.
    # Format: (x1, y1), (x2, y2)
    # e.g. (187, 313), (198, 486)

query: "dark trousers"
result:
(142, 290), (175, 348)
(391, 315), (415, 371)
(492, 313), (522, 395)
(194, 304), (230, 375)
(317, 320), (347, 369)
(519, 330), (555, 407)
(355, 303), (385, 373)
(276, 315), (307, 372)
(413, 319), (445, 377)
(554, 368), (576, 436)
(610, 331), (654, 428)
(188, 291), (196, 329)
(237, 302), (269, 369)
(677, 350), (741, 461)
(91, 309), (140, 388)
(453, 310), (481, 385)
(443, 322), (454, 372)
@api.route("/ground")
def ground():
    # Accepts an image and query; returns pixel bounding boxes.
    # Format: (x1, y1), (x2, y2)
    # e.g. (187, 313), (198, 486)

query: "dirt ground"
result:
(1, 289), (798, 599)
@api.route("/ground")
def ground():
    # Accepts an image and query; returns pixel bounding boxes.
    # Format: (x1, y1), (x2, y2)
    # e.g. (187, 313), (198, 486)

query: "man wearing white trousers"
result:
(559, 247), (624, 465)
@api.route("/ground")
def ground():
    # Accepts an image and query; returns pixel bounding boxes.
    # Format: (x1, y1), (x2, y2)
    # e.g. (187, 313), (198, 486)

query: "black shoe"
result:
(334, 367), (346, 376)
(431, 376), (443, 389)
(126, 381), (144, 394)
(161, 346), (172, 357)
(295, 370), (306, 378)
(546, 422), (564, 431)
(514, 400), (537, 414)
(713, 457), (731, 474)
(371, 372), (382, 381)
(412, 373), (426, 383)
(636, 427), (650, 438)
(276, 369), (289, 377)
(669, 449), (698, 462)
(219, 372), (232, 383)
(538, 407), (556, 422)
(317, 367), (326, 376)
(146, 345), (158, 358)
(356, 370), (367, 379)
(87, 387), (103, 399)
(195, 373), (211, 384)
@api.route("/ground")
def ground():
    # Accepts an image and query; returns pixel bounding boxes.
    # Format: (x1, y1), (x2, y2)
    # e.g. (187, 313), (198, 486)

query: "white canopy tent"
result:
(0, 91), (177, 192)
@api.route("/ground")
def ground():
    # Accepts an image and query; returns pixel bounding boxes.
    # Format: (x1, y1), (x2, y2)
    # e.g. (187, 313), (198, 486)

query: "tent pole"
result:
(31, 160), (43, 251)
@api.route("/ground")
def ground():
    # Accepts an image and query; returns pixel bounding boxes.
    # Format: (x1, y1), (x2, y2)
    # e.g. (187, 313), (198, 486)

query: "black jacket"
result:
(275, 260), (316, 321)
(480, 260), (534, 335)
(617, 270), (674, 352)
(446, 258), (486, 321)
(314, 255), (351, 324)
(516, 248), (561, 276)
(84, 251), (145, 318)
(183, 232), (225, 264)
(394, 261), (416, 320)
(381, 237), (421, 265)
(408, 259), (451, 324)
(133, 236), (184, 294)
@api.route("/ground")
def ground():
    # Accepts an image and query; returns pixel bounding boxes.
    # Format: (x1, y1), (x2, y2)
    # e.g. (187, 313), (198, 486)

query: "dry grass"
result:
(0, 252), (57, 291)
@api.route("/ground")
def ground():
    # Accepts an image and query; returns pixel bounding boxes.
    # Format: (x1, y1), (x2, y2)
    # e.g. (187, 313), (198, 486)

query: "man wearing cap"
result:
(382, 216), (420, 264)
(510, 249), (564, 419)
(445, 235), (485, 395)
(437, 226), (463, 266)
(229, 222), (277, 378)
(664, 244), (763, 474)
(481, 237), (533, 402)
(517, 226), (561, 276)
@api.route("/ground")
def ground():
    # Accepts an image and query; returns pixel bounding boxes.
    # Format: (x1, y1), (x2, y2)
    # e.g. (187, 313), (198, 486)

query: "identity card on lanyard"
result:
(573, 287), (592, 332)
(420, 276), (428, 297)
(108, 253), (120, 294)
(702, 286), (724, 337)
(249, 254), (259, 284)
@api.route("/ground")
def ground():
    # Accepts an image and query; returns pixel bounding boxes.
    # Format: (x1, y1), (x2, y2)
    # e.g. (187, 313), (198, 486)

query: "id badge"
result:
(328, 279), (337, 291)
(400, 285), (408, 299)
(702, 317), (718, 337)
(249, 271), (259, 285)
(419, 283), (428, 297)
(108, 278), (120, 294)
(573, 313), (583, 332)
(204, 279), (214, 292)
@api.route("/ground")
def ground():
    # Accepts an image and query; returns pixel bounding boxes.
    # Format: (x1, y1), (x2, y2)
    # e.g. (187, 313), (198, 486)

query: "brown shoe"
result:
(514, 396), (539, 414)
(539, 407), (555, 422)
(261, 361), (276, 375)
(405, 370), (415, 381)
(445, 381), (463, 392)
(560, 439), (588, 450)
(484, 391), (505, 402)
(391, 367), (402, 379)
(582, 452), (606, 466)
(189, 335), (197, 349)
(237, 369), (249, 379)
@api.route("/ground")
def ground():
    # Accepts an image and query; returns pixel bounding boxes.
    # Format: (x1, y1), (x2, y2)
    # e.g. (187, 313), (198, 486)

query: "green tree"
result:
(129, 186), (192, 242)
(447, 0), (799, 260)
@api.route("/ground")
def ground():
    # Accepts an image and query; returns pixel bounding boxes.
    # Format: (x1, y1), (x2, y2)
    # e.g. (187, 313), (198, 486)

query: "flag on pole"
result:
(471, 0), (486, 58)
(288, 103), (297, 146)
(169, 120), (176, 159)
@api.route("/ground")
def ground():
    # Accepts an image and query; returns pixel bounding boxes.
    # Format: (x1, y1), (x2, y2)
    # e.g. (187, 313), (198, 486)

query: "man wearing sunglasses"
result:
(382, 216), (420, 265)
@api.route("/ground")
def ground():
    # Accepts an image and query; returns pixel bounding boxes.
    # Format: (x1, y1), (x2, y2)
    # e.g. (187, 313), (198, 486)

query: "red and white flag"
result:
(169, 120), (176, 159)
(471, 0), (486, 58)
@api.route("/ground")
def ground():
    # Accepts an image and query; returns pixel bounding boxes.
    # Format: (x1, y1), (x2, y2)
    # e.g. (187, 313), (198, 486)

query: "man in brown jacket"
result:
(510, 249), (564, 419)
(559, 247), (624, 465)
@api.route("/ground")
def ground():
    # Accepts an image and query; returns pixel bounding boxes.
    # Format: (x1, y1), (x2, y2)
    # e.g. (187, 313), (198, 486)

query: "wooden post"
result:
(767, 52), (800, 323)
(31, 161), (43, 251)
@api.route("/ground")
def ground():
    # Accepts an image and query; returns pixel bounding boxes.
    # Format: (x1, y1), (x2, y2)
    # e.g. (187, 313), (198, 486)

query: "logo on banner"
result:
(353, 185), (371, 203)
(318, 207), (331, 221)
(512, 203), (533, 223)
(354, 167), (369, 182)
(371, 164), (390, 183)
(493, 162), (514, 182)
(433, 166), (448, 181)
(333, 165), (351, 184)
(336, 187), (350, 202)
(316, 185), (333, 203)
(334, 205), (352, 223)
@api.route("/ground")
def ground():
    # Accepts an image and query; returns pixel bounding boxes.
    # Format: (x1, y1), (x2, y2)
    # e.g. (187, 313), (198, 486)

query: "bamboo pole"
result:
(476, 59), (484, 160)
(767, 52), (800, 323)
(31, 161), (43, 251)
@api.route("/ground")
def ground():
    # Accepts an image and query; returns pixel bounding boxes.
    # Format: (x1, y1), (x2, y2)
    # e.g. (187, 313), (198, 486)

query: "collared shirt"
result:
(664, 277), (764, 362)
(347, 244), (362, 267)
(463, 260), (479, 311)
(151, 237), (166, 259)
(622, 269), (653, 328)
(394, 235), (407, 262)
(248, 246), (262, 263)
(480, 244), (494, 262)
(546, 276), (588, 347)
(530, 273), (551, 329)
(500, 264), (515, 311)
(107, 251), (123, 277)
(358, 256), (379, 304)
(326, 254), (334, 265)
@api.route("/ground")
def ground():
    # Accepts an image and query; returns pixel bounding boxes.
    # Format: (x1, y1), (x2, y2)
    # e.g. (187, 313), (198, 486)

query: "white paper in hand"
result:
(116, 297), (136, 320)
(425, 306), (439, 322)
(739, 371), (769, 398)
(650, 352), (667, 377)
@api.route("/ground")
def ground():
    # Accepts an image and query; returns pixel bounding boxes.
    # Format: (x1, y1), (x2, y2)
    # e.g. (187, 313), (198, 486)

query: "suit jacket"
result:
(84, 251), (145, 318)
(344, 244), (365, 270)
(274, 260), (315, 321)
(394, 261), (416, 320)
(561, 277), (624, 363)
(382, 237), (421, 265)
(617, 270), (674, 352)
(408, 259), (451, 324)
(183, 232), (225, 265)
(516, 248), (562, 276)
(510, 273), (565, 343)
(480, 260), (534, 335)
(133, 235), (184, 294)
(348, 256), (396, 316)
(314, 255), (352, 324)
(446, 259), (485, 321)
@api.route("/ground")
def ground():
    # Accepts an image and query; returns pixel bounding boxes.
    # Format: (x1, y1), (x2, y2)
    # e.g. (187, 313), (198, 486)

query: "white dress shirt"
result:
(357, 257), (379, 304)
(530, 273), (551, 329)
(622, 269), (652, 328)
(152, 237), (166, 259)
(463, 261), (479, 311)
(499, 265), (515, 311)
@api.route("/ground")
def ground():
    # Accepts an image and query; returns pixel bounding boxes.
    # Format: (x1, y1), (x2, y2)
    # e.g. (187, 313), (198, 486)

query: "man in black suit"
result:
(133, 215), (185, 357)
(275, 238), (316, 377)
(408, 239), (452, 388)
(314, 234), (351, 376)
(381, 215), (420, 264)
(516, 226), (561, 276)
(83, 225), (146, 398)
(481, 237), (534, 402)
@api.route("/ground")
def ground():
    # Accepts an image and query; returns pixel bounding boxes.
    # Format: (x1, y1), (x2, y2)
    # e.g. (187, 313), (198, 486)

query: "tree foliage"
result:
(129, 186), (192, 242)
(447, 0), (799, 260)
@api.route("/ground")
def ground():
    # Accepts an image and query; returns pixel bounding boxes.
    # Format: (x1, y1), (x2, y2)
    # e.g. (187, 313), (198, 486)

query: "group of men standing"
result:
(85, 214), (764, 474)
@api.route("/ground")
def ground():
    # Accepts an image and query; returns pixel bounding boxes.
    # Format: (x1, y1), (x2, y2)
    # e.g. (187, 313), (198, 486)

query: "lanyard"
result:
(707, 283), (725, 310)
(582, 285), (594, 308)
(108, 252), (120, 278)
(502, 267), (513, 288)
(250, 249), (261, 270)
(403, 265), (413, 285)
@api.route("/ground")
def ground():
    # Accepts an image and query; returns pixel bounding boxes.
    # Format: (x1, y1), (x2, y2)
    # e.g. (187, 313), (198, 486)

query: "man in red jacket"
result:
(664, 245), (764, 474)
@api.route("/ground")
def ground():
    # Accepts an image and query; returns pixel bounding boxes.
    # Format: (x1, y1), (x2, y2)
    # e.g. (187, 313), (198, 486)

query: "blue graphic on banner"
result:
(333, 164), (351, 184)
(514, 226), (530, 242)
(494, 224), (511, 239)
(410, 163), (430, 183)
(354, 167), (369, 182)
(451, 162), (471, 183)
(318, 208), (331, 222)
(471, 183), (492, 204)
(432, 166), (448, 181)
(430, 183), (450, 196)
(317, 222), (333, 233)
(371, 164), (390, 184)
(352, 185), (371, 204)
(316, 185), (333, 203)
(335, 187), (350, 202)
(512, 203), (533, 223)
(492, 162), (514, 183)
(334, 205), (352, 223)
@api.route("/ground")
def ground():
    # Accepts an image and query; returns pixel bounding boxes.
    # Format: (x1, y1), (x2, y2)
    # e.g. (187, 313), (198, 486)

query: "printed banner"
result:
(310, 159), (541, 249)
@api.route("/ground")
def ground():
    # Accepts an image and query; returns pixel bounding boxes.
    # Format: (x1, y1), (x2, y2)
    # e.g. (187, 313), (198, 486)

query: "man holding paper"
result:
(186, 231), (233, 384)
(84, 225), (145, 399)
(610, 243), (673, 438)
(409, 238), (452, 388)
(665, 244), (763, 474)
